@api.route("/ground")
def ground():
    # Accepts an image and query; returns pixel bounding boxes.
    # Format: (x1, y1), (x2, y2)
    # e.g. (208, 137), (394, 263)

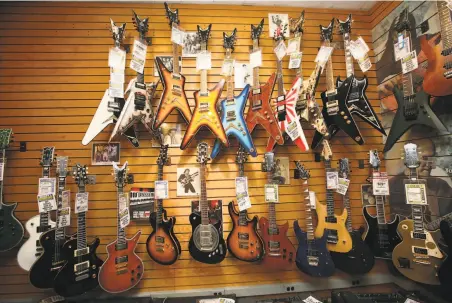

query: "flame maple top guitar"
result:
(245, 19), (284, 146)
(384, 9), (448, 152)
(98, 162), (143, 293)
(293, 161), (335, 277)
(146, 145), (181, 265)
(54, 164), (103, 297)
(110, 11), (157, 143)
(391, 143), (445, 285)
(259, 152), (295, 269)
(153, 2), (192, 129)
(0, 129), (24, 252)
(211, 29), (256, 159)
(363, 150), (401, 260)
(180, 26), (228, 150)
(82, 19), (139, 148)
(226, 146), (264, 262)
(189, 143), (227, 264)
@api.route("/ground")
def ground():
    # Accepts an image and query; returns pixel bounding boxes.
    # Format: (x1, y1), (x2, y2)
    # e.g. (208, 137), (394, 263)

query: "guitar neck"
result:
(77, 184), (87, 250)
(295, 32), (304, 79)
(225, 48), (234, 100)
(324, 160), (336, 218)
(400, 30), (414, 97)
(55, 175), (67, 240)
(408, 167), (425, 233)
(276, 54), (285, 97)
(324, 40), (335, 92)
(39, 166), (51, 227)
(200, 42), (208, 95)
(372, 167), (387, 224)
(267, 162), (277, 230)
(117, 185), (127, 245)
(252, 39), (260, 88)
(237, 162), (248, 225)
(136, 35), (147, 84)
(343, 33), (354, 77)
(302, 180), (315, 240)
(200, 163), (209, 225)
(156, 164), (164, 225)
(172, 41), (180, 75)
(437, 1), (452, 53)
(343, 186), (353, 232)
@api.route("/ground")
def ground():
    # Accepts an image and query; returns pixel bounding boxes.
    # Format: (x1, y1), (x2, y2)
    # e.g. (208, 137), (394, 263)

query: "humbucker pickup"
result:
(115, 255), (128, 264)
(156, 236), (165, 243)
(199, 102), (209, 112)
(74, 261), (89, 273)
(326, 229), (338, 244)
(226, 99), (235, 105)
(268, 241), (280, 250)
(226, 111), (236, 121)
(326, 89), (337, 97)
(172, 84), (182, 96)
(326, 100), (339, 116)
(308, 256), (319, 266)
(253, 88), (261, 95)
(413, 232), (427, 240)
(238, 232), (249, 240)
(413, 246), (428, 255)
(325, 216), (337, 223)
(37, 225), (51, 233)
(172, 73), (181, 80)
(277, 95), (285, 102)
(252, 99), (262, 109)
(115, 243), (128, 251)
(239, 243), (249, 249)
(74, 247), (89, 257)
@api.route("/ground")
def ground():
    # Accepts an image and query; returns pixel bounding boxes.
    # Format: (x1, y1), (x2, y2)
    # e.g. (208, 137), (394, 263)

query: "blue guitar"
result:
(211, 29), (256, 159)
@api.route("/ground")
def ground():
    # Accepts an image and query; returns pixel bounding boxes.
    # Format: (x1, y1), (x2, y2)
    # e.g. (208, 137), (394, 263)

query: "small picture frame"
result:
(91, 143), (120, 166)
(177, 167), (200, 197)
(154, 55), (182, 76)
(182, 32), (201, 57)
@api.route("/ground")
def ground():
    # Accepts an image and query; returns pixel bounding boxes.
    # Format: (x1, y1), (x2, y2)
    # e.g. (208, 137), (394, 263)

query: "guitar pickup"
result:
(413, 246), (428, 255)
(171, 84), (182, 96)
(115, 243), (128, 251)
(172, 73), (181, 80)
(239, 243), (249, 249)
(238, 232), (249, 240)
(134, 92), (146, 110)
(413, 232), (426, 240)
(326, 89), (337, 97)
(268, 240), (280, 250)
(252, 99), (262, 109)
(226, 111), (236, 121)
(199, 102), (209, 113)
(115, 255), (128, 264)
(277, 95), (285, 102)
(326, 100), (339, 116)
(74, 261), (89, 273)
(37, 225), (51, 233)
(226, 99), (235, 106)
(74, 247), (89, 257)
(252, 88), (261, 95)
(444, 70), (452, 79)
(308, 256), (319, 266)
(156, 236), (165, 243)
(277, 104), (286, 122)
(442, 48), (452, 56)
(108, 101), (121, 111)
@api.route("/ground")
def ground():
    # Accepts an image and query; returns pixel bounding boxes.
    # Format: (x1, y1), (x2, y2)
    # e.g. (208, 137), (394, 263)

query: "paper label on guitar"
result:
(196, 50), (212, 71)
(171, 24), (186, 46)
(108, 47), (126, 69)
(130, 39), (147, 74)
(155, 180), (169, 199)
(75, 192), (89, 213)
(372, 172), (389, 195)
(62, 190), (70, 208)
(405, 183), (427, 205)
(314, 46), (334, 69)
(289, 51), (302, 69)
(118, 193), (130, 228)
(109, 80), (124, 98)
(39, 178), (56, 195)
(286, 36), (301, 55)
(337, 178), (350, 195)
(0, 162), (3, 181)
(265, 184), (279, 203)
(219, 299), (235, 303)
(221, 59), (235, 76)
(326, 171), (339, 190)
(110, 68), (125, 84)
(309, 191), (316, 209)
(274, 40), (287, 61)
(236, 177), (251, 211)
(304, 296), (322, 303)
(394, 37), (410, 61)
(250, 48), (262, 68)
(237, 193), (251, 211)
(401, 51), (418, 74)
(357, 55), (372, 73)
(37, 193), (57, 213)
(57, 207), (70, 228)
(286, 118), (303, 141)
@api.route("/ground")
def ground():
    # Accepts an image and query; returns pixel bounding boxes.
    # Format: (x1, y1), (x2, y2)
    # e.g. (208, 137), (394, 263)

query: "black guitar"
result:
(311, 19), (362, 149)
(293, 161), (335, 277)
(0, 129), (24, 251)
(188, 142), (227, 264)
(383, 9), (448, 152)
(54, 164), (103, 297)
(439, 219), (452, 290)
(363, 150), (401, 259)
(330, 158), (375, 275)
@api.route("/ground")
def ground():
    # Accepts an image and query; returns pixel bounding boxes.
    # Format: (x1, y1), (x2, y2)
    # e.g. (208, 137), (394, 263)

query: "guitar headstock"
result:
(0, 129), (13, 150)
(164, 2), (180, 27)
(223, 28), (237, 52)
(110, 18), (126, 47)
(235, 145), (248, 165)
(295, 161), (310, 180)
(403, 143), (420, 169)
(197, 24), (212, 48)
(157, 145), (171, 166)
(56, 156), (69, 177)
(196, 142), (210, 165)
(251, 18), (265, 41)
(395, 8), (410, 33)
(113, 161), (128, 188)
(263, 152), (275, 173)
(339, 158), (350, 179)
(320, 19), (335, 42)
(321, 141), (333, 161)
(40, 147), (55, 168)
(290, 11), (305, 36)
(73, 163), (89, 188)
(337, 14), (352, 35)
(369, 150), (381, 170)
(132, 10), (149, 40)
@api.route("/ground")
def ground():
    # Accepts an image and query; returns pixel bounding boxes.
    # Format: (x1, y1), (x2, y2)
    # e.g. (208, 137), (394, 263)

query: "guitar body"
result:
(246, 73), (284, 145)
(363, 206), (401, 259)
(188, 212), (227, 264)
(330, 227), (375, 275)
(392, 219), (444, 285)
(438, 220), (452, 288)
(17, 215), (55, 271)
(211, 85), (256, 159)
(153, 57), (193, 128)
(98, 231), (144, 293)
(0, 202), (24, 252)
(293, 220), (335, 277)
(53, 238), (103, 297)
(258, 217), (295, 269)
(146, 208), (181, 265)
(226, 202), (264, 262)
(383, 86), (448, 152)
(181, 79), (227, 149)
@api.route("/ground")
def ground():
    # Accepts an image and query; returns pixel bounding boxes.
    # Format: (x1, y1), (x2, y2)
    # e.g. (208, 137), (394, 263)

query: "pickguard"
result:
(410, 230), (444, 259)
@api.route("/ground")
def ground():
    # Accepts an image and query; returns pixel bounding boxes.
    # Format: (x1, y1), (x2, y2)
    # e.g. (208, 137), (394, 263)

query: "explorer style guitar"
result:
(180, 26), (227, 150)
(293, 161), (335, 277)
(392, 143), (445, 285)
(226, 146), (264, 262)
(363, 150), (401, 260)
(211, 29), (256, 159)
(245, 19), (284, 146)
(54, 164), (103, 297)
(18, 147), (56, 271)
(383, 9), (448, 152)
(0, 129), (24, 251)
(259, 152), (295, 269)
(82, 19), (139, 147)
(146, 145), (181, 265)
(153, 2), (192, 129)
(99, 161), (144, 293)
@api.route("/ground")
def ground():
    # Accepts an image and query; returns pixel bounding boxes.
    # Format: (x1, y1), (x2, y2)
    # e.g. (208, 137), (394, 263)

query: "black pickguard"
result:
(188, 212), (227, 264)
(114, 97), (140, 147)
(0, 203), (24, 251)
(363, 207), (401, 260)
(439, 220), (452, 290)
(53, 238), (103, 297)
(330, 228), (375, 275)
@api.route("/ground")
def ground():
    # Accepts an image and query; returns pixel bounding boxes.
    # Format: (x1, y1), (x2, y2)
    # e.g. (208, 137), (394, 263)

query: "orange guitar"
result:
(180, 25), (227, 150)
(153, 2), (192, 129)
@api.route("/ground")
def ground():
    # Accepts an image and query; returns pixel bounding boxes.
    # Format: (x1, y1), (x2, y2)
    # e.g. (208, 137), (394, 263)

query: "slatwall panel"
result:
(0, 2), (391, 300)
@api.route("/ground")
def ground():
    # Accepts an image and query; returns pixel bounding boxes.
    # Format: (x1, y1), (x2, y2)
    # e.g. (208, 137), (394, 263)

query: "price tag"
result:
(405, 183), (427, 205)
(62, 190), (70, 208)
(286, 37), (301, 55)
(401, 51), (418, 74)
(357, 55), (372, 73)
(304, 296), (322, 303)
(309, 191), (316, 209)
(250, 49), (262, 68)
(219, 299), (235, 303)
(0, 163), (4, 181)
(155, 180), (169, 199)
(286, 118), (303, 141)
(130, 39), (147, 74)
(108, 47), (126, 69)
(237, 193), (252, 211)
(196, 51), (212, 71)
(37, 193), (57, 213)
(355, 36), (370, 53)
(337, 178), (350, 195)
(326, 171), (339, 190)
(274, 40), (287, 61)
(109, 80), (124, 98)
(57, 207), (71, 228)
(39, 178), (56, 195)
(110, 68), (125, 84)
(171, 24), (186, 46)
(372, 172), (389, 195)
(221, 59), (235, 76)
(314, 46), (334, 69)
(394, 37), (410, 61)
(265, 184), (279, 203)
(236, 177), (251, 211)
(75, 192), (89, 213)
(289, 51), (302, 69)
(118, 193), (130, 228)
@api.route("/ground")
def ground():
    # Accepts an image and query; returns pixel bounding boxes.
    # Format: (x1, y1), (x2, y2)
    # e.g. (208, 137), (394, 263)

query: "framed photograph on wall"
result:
(274, 157), (290, 185)
(268, 13), (289, 38)
(154, 55), (183, 76)
(152, 123), (184, 148)
(177, 167), (200, 196)
(91, 143), (120, 166)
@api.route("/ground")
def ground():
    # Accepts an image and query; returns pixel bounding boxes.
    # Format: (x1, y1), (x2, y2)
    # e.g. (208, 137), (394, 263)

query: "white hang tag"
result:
(304, 296), (322, 303)
(130, 39), (147, 74)
(356, 36), (370, 53)
(372, 172), (390, 195)
(286, 118), (303, 141)
(118, 193), (130, 228)
(405, 183), (427, 205)
(57, 207), (71, 228)
(394, 37), (410, 61)
(108, 47), (126, 69)
(237, 193), (252, 211)
(219, 299), (235, 303)
(39, 178), (56, 195)
(265, 184), (279, 203)
(196, 51), (212, 71)
(155, 180), (169, 199)
(75, 192), (89, 213)
(357, 55), (372, 73)
(171, 24), (186, 46)
(398, 33), (404, 48)
(110, 69), (125, 84)
(401, 51), (418, 74)
(326, 171), (339, 190)
(62, 190), (70, 208)
(250, 49), (262, 68)
(37, 193), (57, 213)
(274, 40), (287, 61)
(315, 46), (334, 69)
(0, 163), (4, 181)
(404, 299), (420, 303)
(289, 51), (302, 69)
(286, 37), (301, 55)
(309, 191), (316, 209)
(235, 177), (248, 195)
(336, 178), (350, 195)
(221, 59), (235, 76)
(108, 81), (124, 98)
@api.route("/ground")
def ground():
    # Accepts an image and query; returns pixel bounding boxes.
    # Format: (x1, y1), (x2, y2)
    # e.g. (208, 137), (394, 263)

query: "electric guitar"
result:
(153, 2), (193, 129)
(330, 158), (375, 275)
(392, 143), (445, 285)
(259, 152), (295, 269)
(293, 161), (335, 277)
(110, 10), (157, 142)
(211, 29), (256, 159)
(0, 129), (24, 252)
(363, 150), (401, 259)
(245, 19), (284, 146)
(226, 146), (264, 262)
(438, 219), (452, 289)
(383, 9), (448, 152)
(180, 25), (227, 150)
(188, 142), (227, 264)
(82, 19), (139, 147)
(54, 164), (103, 297)
(18, 147), (56, 271)
(314, 142), (352, 253)
(146, 145), (181, 265)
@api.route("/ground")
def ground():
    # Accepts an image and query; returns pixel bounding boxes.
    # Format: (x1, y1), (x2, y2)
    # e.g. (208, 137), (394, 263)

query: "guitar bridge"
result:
(307, 256), (319, 266)
(171, 84), (182, 96)
(74, 261), (89, 273)
(444, 70), (452, 79)
(199, 102), (209, 113)
(252, 99), (262, 110)
(226, 111), (236, 121)
(402, 95), (419, 120)
(134, 92), (146, 111)
(75, 274), (89, 281)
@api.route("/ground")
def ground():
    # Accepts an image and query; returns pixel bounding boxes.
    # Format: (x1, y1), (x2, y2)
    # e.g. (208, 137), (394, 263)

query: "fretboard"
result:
(117, 185), (126, 246)
(408, 167), (425, 234)
(225, 48), (234, 100)
(343, 33), (354, 77)
(302, 180), (315, 240)
(252, 39), (260, 88)
(156, 165), (164, 225)
(343, 185), (353, 232)
(267, 162), (277, 231)
(438, 1), (452, 52)
(200, 41), (208, 95)
(324, 40), (335, 92)
(172, 41), (180, 75)
(295, 32), (304, 79)
(372, 168), (387, 224)
(55, 175), (67, 241)
(324, 160), (335, 218)
(200, 163), (209, 225)
(77, 183), (87, 250)
(39, 166), (51, 228)
(276, 54), (285, 97)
